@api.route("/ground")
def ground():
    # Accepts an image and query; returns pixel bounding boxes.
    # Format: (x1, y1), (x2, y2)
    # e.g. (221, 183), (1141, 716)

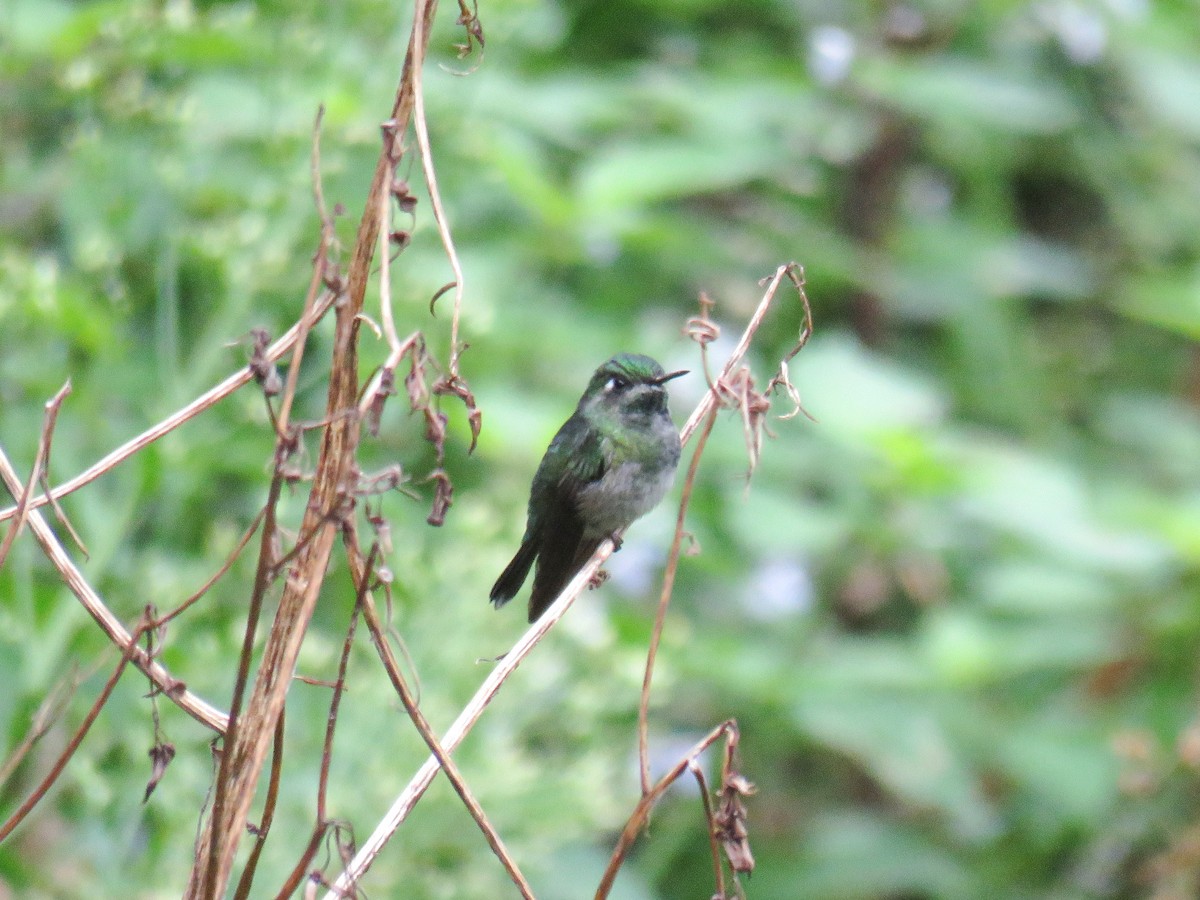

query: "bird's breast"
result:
(573, 420), (681, 540)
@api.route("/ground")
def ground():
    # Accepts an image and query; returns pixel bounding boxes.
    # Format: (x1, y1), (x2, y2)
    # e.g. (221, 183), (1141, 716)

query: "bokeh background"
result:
(3, 0), (1200, 897)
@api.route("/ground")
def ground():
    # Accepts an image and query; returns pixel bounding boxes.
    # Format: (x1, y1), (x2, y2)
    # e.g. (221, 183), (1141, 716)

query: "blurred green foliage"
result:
(3, 0), (1200, 897)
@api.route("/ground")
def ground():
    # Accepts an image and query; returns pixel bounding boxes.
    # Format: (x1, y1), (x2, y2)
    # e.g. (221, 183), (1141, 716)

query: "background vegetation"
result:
(3, 0), (1200, 896)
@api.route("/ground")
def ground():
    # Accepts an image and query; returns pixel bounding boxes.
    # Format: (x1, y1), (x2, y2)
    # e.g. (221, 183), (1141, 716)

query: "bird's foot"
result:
(608, 531), (624, 552)
(588, 568), (610, 590)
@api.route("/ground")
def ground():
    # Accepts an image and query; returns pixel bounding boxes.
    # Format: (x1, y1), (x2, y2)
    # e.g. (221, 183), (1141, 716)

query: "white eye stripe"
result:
(605, 376), (629, 392)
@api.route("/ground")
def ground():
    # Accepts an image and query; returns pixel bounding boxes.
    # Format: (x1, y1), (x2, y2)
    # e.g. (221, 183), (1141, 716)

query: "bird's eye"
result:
(605, 375), (629, 392)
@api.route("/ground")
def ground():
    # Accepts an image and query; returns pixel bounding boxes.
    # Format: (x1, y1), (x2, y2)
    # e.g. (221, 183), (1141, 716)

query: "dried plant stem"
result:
(0, 380), (72, 568)
(276, 117), (338, 439)
(0, 446), (228, 734)
(232, 711), (286, 900)
(202, 473), (285, 896)
(325, 545), (611, 897)
(275, 557), (367, 899)
(0, 610), (154, 843)
(410, 21), (466, 372)
(638, 403), (718, 795)
(679, 263), (802, 444)
(689, 760), (726, 899)
(155, 507), (267, 628)
(0, 668), (81, 787)
(187, 3), (441, 893)
(345, 530), (535, 899)
(0, 291), (338, 526)
(595, 720), (738, 899)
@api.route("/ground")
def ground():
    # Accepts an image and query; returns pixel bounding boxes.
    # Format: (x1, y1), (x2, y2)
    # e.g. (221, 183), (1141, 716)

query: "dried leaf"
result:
(426, 468), (453, 526)
(405, 349), (430, 410)
(248, 327), (281, 396)
(144, 741), (176, 803)
(367, 368), (397, 437)
(424, 409), (448, 461)
(433, 374), (482, 453)
(391, 178), (418, 214)
(714, 766), (757, 876)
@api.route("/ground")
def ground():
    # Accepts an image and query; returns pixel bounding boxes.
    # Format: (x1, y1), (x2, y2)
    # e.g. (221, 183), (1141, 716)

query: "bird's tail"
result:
(526, 536), (602, 623)
(489, 538), (538, 609)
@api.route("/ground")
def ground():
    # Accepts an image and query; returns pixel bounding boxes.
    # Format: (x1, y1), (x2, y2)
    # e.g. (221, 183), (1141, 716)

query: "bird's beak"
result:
(654, 369), (688, 385)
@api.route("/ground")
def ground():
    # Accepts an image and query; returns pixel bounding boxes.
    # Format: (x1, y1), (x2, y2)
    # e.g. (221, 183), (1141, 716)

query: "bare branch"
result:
(595, 720), (740, 899)
(0, 609), (156, 843)
(344, 528), (535, 898)
(232, 712), (287, 900)
(639, 403), (719, 795)
(325, 543), (612, 897)
(0, 380), (74, 567)
(0, 665), (83, 787)
(0, 291), (339, 525)
(0, 446), (228, 734)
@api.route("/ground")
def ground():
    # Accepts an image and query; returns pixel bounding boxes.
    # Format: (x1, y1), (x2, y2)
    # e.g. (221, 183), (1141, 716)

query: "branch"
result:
(0, 380), (74, 568)
(0, 608), (156, 843)
(186, 2), (443, 893)
(325, 544), (611, 897)
(638, 403), (718, 794)
(0, 292), (338, 525)
(595, 720), (739, 899)
(345, 529), (535, 898)
(0, 446), (228, 734)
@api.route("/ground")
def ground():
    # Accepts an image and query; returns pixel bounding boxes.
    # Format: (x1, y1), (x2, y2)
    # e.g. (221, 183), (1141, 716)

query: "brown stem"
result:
(233, 711), (287, 900)
(187, 8), (443, 888)
(0, 447), (228, 734)
(595, 720), (738, 899)
(344, 527), (536, 899)
(689, 760), (726, 899)
(203, 473), (284, 896)
(0, 612), (153, 843)
(275, 551), (367, 898)
(638, 404), (718, 794)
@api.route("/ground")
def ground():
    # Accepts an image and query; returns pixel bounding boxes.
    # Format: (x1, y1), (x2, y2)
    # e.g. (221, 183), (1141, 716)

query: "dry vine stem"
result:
(327, 262), (811, 895)
(0, 290), (338, 527)
(187, 0), (470, 894)
(639, 262), (813, 793)
(0, 607), (160, 844)
(0, 447), (229, 734)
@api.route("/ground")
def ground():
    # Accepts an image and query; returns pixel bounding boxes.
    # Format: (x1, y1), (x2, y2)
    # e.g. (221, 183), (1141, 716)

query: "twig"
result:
(0, 290), (339, 525)
(154, 507), (267, 628)
(638, 404), (718, 795)
(203, 472), (286, 896)
(688, 760), (726, 899)
(325, 543), (612, 897)
(0, 610), (155, 843)
(233, 712), (287, 900)
(411, 24), (466, 374)
(594, 720), (739, 899)
(345, 529), (535, 899)
(0, 665), (82, 787)
(636, 265), (810, 793)
(276, 108), (340, 441)
(0, 380), (72, 568)
(0, 446), (228, 734)
(679, 262), (809, 445)
(275, 549), (367, 898)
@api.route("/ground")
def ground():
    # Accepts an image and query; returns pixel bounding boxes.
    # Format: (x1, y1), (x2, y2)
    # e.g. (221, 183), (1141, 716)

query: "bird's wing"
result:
(522, 413), (608, 621)
(528, 413), (606, 521)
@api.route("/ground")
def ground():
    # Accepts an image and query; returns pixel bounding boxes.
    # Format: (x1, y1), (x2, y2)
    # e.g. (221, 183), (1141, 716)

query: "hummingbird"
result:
(490, 353), (687, 622)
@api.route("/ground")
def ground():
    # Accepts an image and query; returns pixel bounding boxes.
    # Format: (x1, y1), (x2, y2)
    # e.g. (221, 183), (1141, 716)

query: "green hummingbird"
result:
(491, 353), (688, 622)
